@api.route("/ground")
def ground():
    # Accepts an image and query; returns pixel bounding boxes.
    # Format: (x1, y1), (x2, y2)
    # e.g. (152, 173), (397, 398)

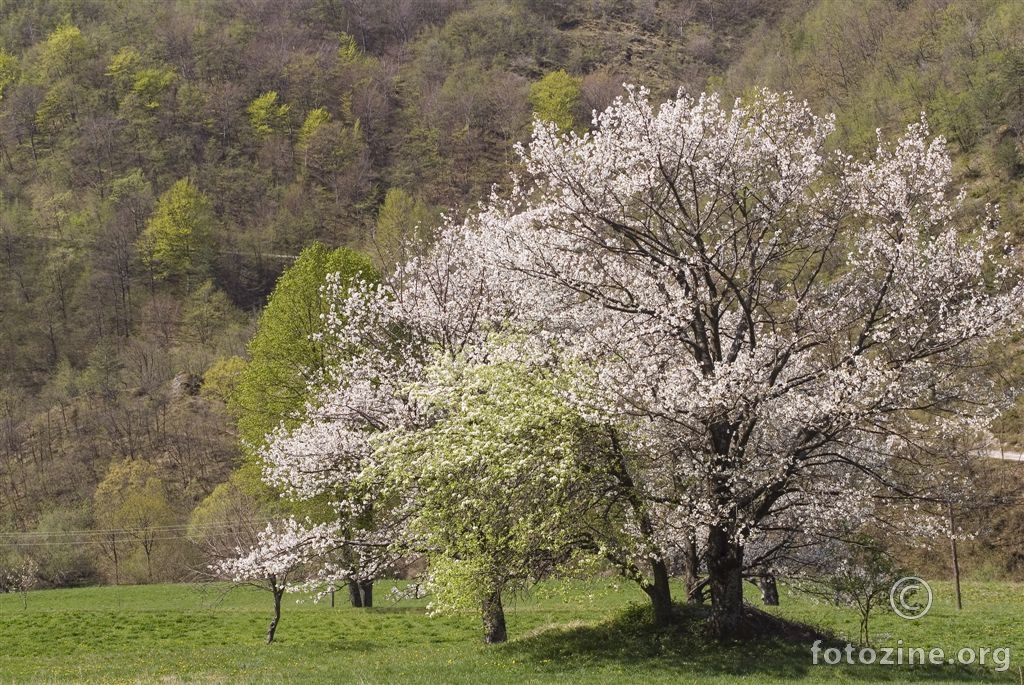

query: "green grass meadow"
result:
(0, 579), (1020, 684)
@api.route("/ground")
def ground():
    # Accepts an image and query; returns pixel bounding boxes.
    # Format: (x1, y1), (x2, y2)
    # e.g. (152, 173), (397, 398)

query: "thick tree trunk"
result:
(347, 579), (374, 607)
(267, 585), (283, 644)
(642, 558), (674, 626)
(756, 574), (779, 606)
(707, 525), (745, 640)
(348, 580), (363, 608)
(482, 591), (507, 644)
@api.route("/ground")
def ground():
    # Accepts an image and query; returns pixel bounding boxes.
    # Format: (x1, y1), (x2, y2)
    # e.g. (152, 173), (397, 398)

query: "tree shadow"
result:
(505, 603), (1014, 682)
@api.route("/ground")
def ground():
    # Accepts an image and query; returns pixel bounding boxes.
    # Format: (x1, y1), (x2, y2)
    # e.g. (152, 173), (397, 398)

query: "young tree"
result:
(230, 243), (379, 605)
(216, 517), (311, 644)
(93, 459), (177, 583)
(232, 242), (378, 453)
(137, 178), (216, 289)
(468, 87), (1023, 639)
(371, 187), (438, 273)
(529, 69), (582, 133)
(376, 355), (611, 642)
(190, 470), (298, 643)
(247, 91), (291, 136)
(788, 536), (903, 645)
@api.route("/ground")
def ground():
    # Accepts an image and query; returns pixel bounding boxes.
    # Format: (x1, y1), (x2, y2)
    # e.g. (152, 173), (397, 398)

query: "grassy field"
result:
(0, 579), (1020, 684)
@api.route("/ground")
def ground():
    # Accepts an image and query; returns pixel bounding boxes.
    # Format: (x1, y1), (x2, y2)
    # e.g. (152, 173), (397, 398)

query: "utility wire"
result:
(0, 519), (281, 547)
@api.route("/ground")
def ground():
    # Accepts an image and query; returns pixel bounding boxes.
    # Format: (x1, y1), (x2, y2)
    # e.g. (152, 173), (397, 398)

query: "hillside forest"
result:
(1, 0), (1024, 589)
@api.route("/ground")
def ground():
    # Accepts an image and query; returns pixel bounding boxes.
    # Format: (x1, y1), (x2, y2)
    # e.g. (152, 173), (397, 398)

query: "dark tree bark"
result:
(482, 591), (507, 643)
(642, 557), (674, 626)
(109, 534), (119, 586)
(347, 579), (374, 607)
(707, 524), (745, 640)
(348, 579), (363, 607)
(266, 581), (284, 644)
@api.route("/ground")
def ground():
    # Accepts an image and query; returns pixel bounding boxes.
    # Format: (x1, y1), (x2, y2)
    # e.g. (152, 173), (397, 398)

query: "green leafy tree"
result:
(229, 243), (377, 606)
(129, 66), (177, 111)
(36, 23), (88, 81)
(137, 178), (216, 288)
(189, 468), (279, 562)
(372, 187), (438, 271)
(93, 460), (177, 583)
(200, 356), (247, 404)
(378, 356), (609, 643)
(232, 242), (378, 453)
(298, 107), (331, 146)
(247, 91), (291, 136)
(337, 32), (360, 64)
(0, 48), (20, 100)
(529, 69), (582, 132)
(183, 281), (242, 345)
(105, 46), (142, 91)
(297, 107), (332, 172)
(29, 506), (97, 587)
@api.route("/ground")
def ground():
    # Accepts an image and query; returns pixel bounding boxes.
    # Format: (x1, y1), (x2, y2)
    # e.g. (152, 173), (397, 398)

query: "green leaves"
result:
(530, 70), (582, 132)
(377, 355), (598, 612)
(247, 91), (291, 136)
(372, 188), (438, 271)
(232, 242), (378, 453)
(137, 178), (216, 286)
(297, 107), (331, 147)
(37, 23), (88, 81)
(0, 48), (19, 100)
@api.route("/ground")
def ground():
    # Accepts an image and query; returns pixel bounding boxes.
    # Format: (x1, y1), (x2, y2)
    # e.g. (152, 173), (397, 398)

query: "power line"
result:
(0, 519), (279, 547)
(0, 519), (271, 538)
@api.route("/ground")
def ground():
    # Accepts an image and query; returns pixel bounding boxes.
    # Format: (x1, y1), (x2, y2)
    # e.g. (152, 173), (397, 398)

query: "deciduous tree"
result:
(467, 87), (1024, 639)
(232, 242), (378, 453)
(137, 178), (216, 289)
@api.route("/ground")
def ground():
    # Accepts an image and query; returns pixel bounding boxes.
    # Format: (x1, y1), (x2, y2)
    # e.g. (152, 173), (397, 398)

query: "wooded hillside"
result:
(0, 0), (1021, 588)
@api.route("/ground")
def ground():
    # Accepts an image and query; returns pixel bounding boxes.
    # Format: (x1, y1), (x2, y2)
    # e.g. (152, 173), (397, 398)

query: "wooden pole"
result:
(948, 500), (962, 611)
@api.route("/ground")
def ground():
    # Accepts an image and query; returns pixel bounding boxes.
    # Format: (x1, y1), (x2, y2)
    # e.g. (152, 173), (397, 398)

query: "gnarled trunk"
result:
(642, 557), (674, 626)
(482, 591), (507, 643)
(707, 524), (745, 640)
(360, 580), (373, 608)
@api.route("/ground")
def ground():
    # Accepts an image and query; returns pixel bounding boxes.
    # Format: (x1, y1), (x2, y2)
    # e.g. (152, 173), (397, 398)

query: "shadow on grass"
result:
(505, 603), (1014, 682)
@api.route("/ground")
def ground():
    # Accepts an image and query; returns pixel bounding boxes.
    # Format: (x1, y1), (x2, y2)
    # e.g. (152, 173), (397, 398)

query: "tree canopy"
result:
(232, 242), (378, 454)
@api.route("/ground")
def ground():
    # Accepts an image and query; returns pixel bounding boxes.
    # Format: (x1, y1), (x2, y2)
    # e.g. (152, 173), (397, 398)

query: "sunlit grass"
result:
(0, 579), (1020, 683)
